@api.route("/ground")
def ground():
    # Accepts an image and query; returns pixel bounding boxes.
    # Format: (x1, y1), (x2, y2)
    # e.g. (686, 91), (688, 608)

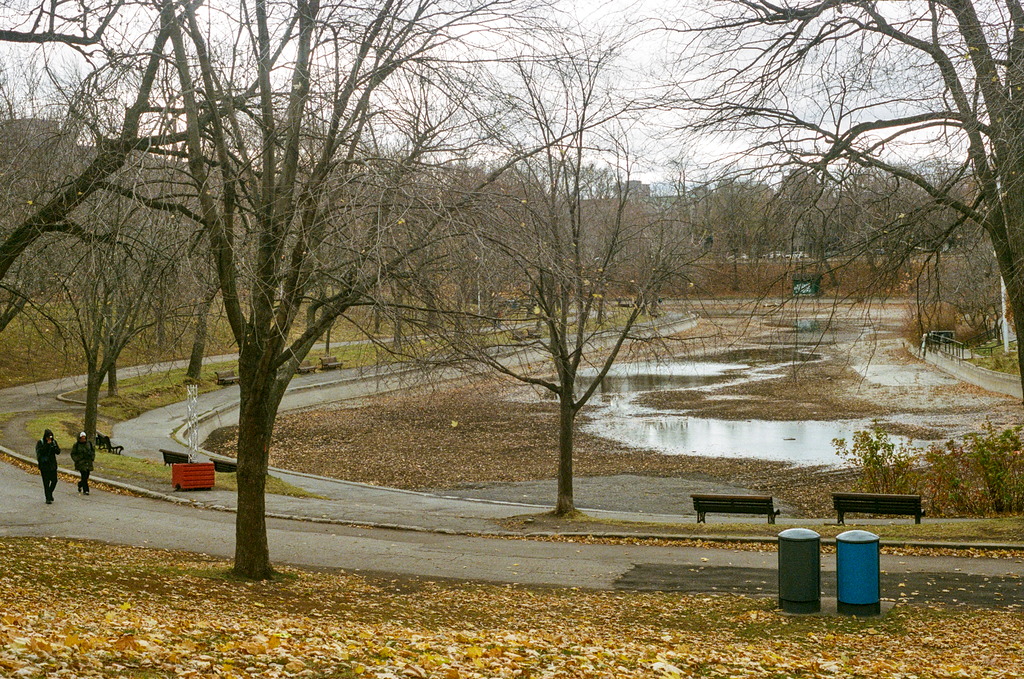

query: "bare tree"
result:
(407, 33), (695, 515)
(55, 201), (184, 439)
(0, 0), (184, 305)
(159, 0), (543, 578)
(679, 0), (1024, 391)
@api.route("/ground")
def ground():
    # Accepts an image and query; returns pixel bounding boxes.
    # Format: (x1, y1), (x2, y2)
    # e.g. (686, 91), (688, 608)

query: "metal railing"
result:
(923, 331), (968, 360)
(963, 326), (1000, 348)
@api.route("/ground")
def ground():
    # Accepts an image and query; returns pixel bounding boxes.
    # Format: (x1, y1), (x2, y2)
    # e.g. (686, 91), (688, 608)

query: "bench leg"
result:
(697, 511), (705, 523)
(836, 511), (844, 525)
(767, 512), (775, 524)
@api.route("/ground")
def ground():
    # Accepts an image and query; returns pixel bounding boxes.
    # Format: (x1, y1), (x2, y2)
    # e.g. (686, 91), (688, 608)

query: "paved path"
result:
(1, 457), (1020, 607)
(2, 309), (1022, 608)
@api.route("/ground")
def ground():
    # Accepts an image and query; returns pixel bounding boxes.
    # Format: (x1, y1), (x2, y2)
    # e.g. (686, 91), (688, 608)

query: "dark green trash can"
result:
(778, 528), (821, 613)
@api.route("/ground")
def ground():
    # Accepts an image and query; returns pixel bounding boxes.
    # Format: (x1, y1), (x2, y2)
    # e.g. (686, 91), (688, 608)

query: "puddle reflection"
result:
(575, 356), (914, 466)
(588, 411), (862, 465)
(583, 361), (750, 394)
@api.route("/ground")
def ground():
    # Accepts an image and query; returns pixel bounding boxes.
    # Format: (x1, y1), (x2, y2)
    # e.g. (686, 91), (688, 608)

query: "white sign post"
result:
(186, 384), (199, 462)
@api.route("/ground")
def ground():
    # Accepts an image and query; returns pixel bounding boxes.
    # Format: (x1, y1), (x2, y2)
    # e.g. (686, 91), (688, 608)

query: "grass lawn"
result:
(969, 343), (1020, 374)
(63, 361), (240, 421)
(85, 449), (319, 497)
(24, 412), (88, 442)
(1, 537), (1021, 678)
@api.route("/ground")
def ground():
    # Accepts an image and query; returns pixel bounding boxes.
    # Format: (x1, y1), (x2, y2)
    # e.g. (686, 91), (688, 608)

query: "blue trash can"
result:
(778, 528), (820, 613)
(836, 530), (880, 615)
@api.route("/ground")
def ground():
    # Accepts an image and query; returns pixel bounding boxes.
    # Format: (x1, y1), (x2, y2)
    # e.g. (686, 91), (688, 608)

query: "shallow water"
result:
(578, 356), (914, 466)
(587, 405), (869, 465)
(582, 360), (751, 394)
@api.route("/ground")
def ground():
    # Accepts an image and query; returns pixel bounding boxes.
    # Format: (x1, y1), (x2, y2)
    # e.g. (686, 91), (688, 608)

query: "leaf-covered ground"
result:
(3, 537), (1023, 678)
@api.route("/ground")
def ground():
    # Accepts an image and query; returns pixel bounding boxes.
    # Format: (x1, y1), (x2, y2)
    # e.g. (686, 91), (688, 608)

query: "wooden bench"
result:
(832, 492), (924, 524)
(95, 432), (124, 455)
(160, 449), (191, 465)
(296, 361), (317, 374)
(214, 369), (240, 385)
(212, 459), (237, 473)
(511, 327), (542, 341)
(319, 356), (343, 370)
(691, 494), (781, 524)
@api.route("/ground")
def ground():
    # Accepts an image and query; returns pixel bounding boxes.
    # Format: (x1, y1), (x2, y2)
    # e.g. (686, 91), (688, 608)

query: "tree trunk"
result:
(232, 355), (288, 580)
(392, 311), (404, 350)
(1007, 276), (1024, 405)
(84, 363), (102, 441)
(186, 295), (212, 380)
(555, 391), (576, 515)
(106, 362), (117, 397)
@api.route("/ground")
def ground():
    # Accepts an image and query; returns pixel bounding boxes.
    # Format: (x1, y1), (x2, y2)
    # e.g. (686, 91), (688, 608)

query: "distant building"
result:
(623, 179), (651, 198)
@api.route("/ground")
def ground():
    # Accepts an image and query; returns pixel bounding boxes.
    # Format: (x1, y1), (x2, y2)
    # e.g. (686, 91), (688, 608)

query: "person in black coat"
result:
(70, 431), (95, 495)
(35, 428), (60, 504)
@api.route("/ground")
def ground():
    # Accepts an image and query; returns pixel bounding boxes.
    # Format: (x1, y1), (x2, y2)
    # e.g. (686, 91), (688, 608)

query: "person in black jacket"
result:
(35, 429), (60, 504)
(70, 431), (95, 495)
